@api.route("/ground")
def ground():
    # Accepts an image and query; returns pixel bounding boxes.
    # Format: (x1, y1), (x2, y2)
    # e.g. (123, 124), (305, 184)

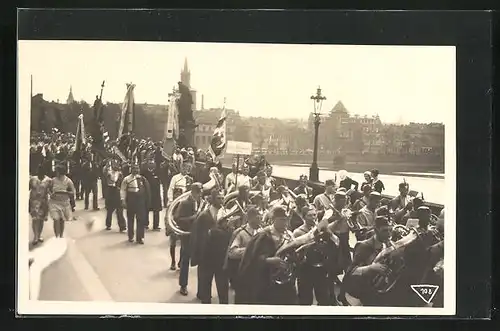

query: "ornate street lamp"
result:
(309, 86), (326, 182)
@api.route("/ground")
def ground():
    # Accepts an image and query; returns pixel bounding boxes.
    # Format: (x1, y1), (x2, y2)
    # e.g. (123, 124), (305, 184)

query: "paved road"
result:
(37, 197), (235, 304)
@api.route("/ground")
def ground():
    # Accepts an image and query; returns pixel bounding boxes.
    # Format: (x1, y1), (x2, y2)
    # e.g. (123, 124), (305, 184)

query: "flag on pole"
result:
(117, 83), (136, 139)
(208, 98), (227, 161)
(74, 114), (86, 152)
(162, 88), (180, 158)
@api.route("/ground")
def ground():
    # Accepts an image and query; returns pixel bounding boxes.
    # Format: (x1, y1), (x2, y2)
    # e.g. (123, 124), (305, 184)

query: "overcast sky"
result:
(18, 41), (455, 124)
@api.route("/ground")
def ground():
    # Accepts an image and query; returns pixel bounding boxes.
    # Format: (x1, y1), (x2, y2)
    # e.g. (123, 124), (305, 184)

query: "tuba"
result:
(295, 229), (333, 268)
(371, 225), (421, 293)
(165, 190), (209, 236)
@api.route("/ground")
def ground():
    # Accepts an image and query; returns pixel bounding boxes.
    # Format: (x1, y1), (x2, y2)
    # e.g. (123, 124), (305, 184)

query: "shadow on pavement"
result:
(103, 240), (138, 250)
(150, 268), (179, 281)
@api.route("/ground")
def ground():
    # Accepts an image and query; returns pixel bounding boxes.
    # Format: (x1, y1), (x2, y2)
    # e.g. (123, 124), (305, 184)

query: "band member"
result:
(265, 165), (277, 189)
(237, 206), (297, 305)
(168, 162), (192, 203)
(192, 189), (230, 304)
(360, 171), (372, 192)
(313, 179), (336, 214)
(393, 192), (425, 225)
(120, 163), (151, 244)
(225, 163), (238, 193)
(166, 188), (184, 270)
(391, 181), (411, 213)
(355, 191), (382, 239)
(67, 154), (82, 200)
(370, 169), (385, 193)
(105, 160), (126, 232)
(236, 164), (252, 189)
(293, 175), (314, 203)
(352, 184), (372, 211)
(280, 206), (339, 306)
(325, 190), (351, 275)
(338, 170), (359, 192)
(175, 182), (203, 296)
(48, 164), (76, 238)
(252, 170), (271, 199)
(29, 165), (51, 245)
(390, 206), (442, 307)
(342, 216), (394, 306)
(142, 159), (162, 231)
(289, 195), (309, 232)
(190, 189), (222, 301)
(226, 206), (263, 303)
(226, 185), (252, 229)
(81, 153), (100, 211)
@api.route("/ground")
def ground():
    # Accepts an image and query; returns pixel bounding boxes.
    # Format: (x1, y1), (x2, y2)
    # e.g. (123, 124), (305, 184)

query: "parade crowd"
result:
(29, 130), (445, 308)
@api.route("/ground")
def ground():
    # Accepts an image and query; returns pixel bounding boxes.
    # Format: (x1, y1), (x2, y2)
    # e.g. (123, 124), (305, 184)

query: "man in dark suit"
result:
(190, 189), (226, 303)
(175, 182), (203, 296)
(342, 216), (393, 306)
(141, 159), (163, 231)
(81, 152), (100, 211)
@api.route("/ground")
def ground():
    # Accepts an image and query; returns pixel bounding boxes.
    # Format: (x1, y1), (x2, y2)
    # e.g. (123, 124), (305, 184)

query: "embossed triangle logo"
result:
(410, 284), (439, 304)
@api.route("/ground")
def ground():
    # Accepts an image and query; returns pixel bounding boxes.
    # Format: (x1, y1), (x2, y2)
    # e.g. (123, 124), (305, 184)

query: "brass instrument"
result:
(295, 230), (333, 268)
(270, 231), (297, 285)
(165, 190), (210, 236)
(372, 225), (421, 294)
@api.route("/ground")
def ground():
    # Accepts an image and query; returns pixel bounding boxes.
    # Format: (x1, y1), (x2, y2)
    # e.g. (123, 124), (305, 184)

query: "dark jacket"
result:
(141, 169), (162, 212)
(205, 226), (232, 270)
(340, 177), (359, 191)
(175, 195), (200, 232)
(190, 208), (217, 267)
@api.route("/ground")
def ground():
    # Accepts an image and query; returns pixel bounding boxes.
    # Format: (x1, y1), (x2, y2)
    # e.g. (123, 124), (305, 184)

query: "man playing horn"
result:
(175, 182), (203, 296)
(237, 206), (297, 305)
(342, 216), (394, 306)
(293, 175), (314, 203)
(192, 189), (230, 304)
(225, 206), (263, 303)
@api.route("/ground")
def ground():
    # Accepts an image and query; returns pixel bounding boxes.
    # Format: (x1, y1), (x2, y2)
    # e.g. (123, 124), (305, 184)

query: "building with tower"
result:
(66, 85), (75, 104)
(180, 58), (197, 110)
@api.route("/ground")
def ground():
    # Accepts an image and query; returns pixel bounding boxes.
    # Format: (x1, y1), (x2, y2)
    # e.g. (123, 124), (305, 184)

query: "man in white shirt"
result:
(167, 162), (192, 203)
(236, 164), (252, 190)
(224, 163), (238, 193)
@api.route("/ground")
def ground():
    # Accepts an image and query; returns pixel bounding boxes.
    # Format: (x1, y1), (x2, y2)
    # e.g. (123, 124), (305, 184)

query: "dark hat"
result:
(299, 174), (308, 180)
(376, 205), (390, 216)
(334, 190), (347, 198)
(417, 206), (430, 213)
(238, 185), (250, 192)
(374, 216), (390, 228)
(337, 187), (347, 193)
(246, 206), (260, 218)
(301, 204), (316, 215)
(190, 182), (203, 193)
(399, 182), (409, 189)
(272, 206), (288, 218)
(295, 194), (308, 205)
(362, 184), (372, 193)
(325, 179), (335, 186)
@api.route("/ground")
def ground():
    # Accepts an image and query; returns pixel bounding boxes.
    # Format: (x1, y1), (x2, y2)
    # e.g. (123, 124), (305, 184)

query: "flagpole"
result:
(30, 75), (33, 114)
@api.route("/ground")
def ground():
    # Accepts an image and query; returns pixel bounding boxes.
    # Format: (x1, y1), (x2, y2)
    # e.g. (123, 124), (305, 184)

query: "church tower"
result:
(180, 57), (191, 88)
(66, 85), (75, 104)
(180, 57), (197, 110)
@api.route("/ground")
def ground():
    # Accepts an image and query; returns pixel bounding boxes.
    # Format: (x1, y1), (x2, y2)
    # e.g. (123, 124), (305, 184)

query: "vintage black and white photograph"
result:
(17, 40), (456, 315)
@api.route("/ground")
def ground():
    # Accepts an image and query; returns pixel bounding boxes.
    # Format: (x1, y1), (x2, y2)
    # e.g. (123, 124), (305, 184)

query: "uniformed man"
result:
(141, 159), (163, 231)
(225, 206), (263, 302)
(105, 159), (126, 232)
(293, 175), (314, 203)
(120, 163), (151, 244)
(81, 152), (100, 211)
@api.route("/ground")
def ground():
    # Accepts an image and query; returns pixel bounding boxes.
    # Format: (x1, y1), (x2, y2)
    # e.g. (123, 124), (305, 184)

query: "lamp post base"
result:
(309, 164), (319, 182)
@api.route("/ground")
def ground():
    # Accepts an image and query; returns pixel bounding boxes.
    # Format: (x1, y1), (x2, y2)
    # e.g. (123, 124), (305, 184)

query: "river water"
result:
(272, 165), (446, 206)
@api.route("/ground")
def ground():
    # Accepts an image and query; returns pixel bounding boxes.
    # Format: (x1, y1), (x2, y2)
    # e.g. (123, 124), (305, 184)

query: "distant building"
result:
(66, 85), (75, 104)
(180, 58), (197, 111)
